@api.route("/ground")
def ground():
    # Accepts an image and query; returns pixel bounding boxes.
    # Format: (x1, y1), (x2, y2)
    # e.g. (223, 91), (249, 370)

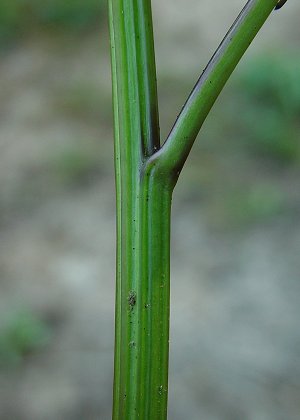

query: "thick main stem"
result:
(113, 162), (173, 418)
(109, 0), (171, 418)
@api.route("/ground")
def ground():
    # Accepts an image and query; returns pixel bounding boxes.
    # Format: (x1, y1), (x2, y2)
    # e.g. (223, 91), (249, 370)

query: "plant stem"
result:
(109, 0), (279, 418)
(109, 0), (169, 418)
(138, 166), (174, 419)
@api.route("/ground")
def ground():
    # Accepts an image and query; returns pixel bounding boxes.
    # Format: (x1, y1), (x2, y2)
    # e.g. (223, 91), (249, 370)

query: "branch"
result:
(153, 0), (279, 178)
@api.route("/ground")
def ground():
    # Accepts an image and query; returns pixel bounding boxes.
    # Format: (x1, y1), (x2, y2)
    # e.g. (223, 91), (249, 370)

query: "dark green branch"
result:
(153, 0), (279, 178)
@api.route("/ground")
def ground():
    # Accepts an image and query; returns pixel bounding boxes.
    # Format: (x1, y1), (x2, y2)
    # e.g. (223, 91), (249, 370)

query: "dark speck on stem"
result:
(128, 291), (137, 308)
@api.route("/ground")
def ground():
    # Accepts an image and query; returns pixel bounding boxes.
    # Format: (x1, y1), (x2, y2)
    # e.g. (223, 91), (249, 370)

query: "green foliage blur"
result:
(0, 0), (106, 44)
(234, 55), (300, 164)
(0, 311), (51, 368)
(50, 146), (102, 186)
(207, 184), (285, 230)
(184, 53), (300, 230)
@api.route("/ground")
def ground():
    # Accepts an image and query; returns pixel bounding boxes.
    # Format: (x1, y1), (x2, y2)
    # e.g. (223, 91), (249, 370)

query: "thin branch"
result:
(153, 0), (279, 178)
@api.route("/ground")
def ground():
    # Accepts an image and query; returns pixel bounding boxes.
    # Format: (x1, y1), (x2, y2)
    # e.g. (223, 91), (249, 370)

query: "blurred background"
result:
(0, 0), (299, 419)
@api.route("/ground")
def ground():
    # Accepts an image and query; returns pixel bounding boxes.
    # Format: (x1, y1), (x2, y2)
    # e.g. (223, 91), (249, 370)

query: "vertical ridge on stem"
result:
(135, 0), (161, 156)
(139, 162), (173, 419)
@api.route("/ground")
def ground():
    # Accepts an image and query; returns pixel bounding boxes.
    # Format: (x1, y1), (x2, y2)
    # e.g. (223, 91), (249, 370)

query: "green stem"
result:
(109, 0), (168, 418)
(138, 166), (173, 419)
(109, 0), (280, 418)
(109, 2), (142, 415)
(157, 0), (278, 176)
(135, 1), (160, 156)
